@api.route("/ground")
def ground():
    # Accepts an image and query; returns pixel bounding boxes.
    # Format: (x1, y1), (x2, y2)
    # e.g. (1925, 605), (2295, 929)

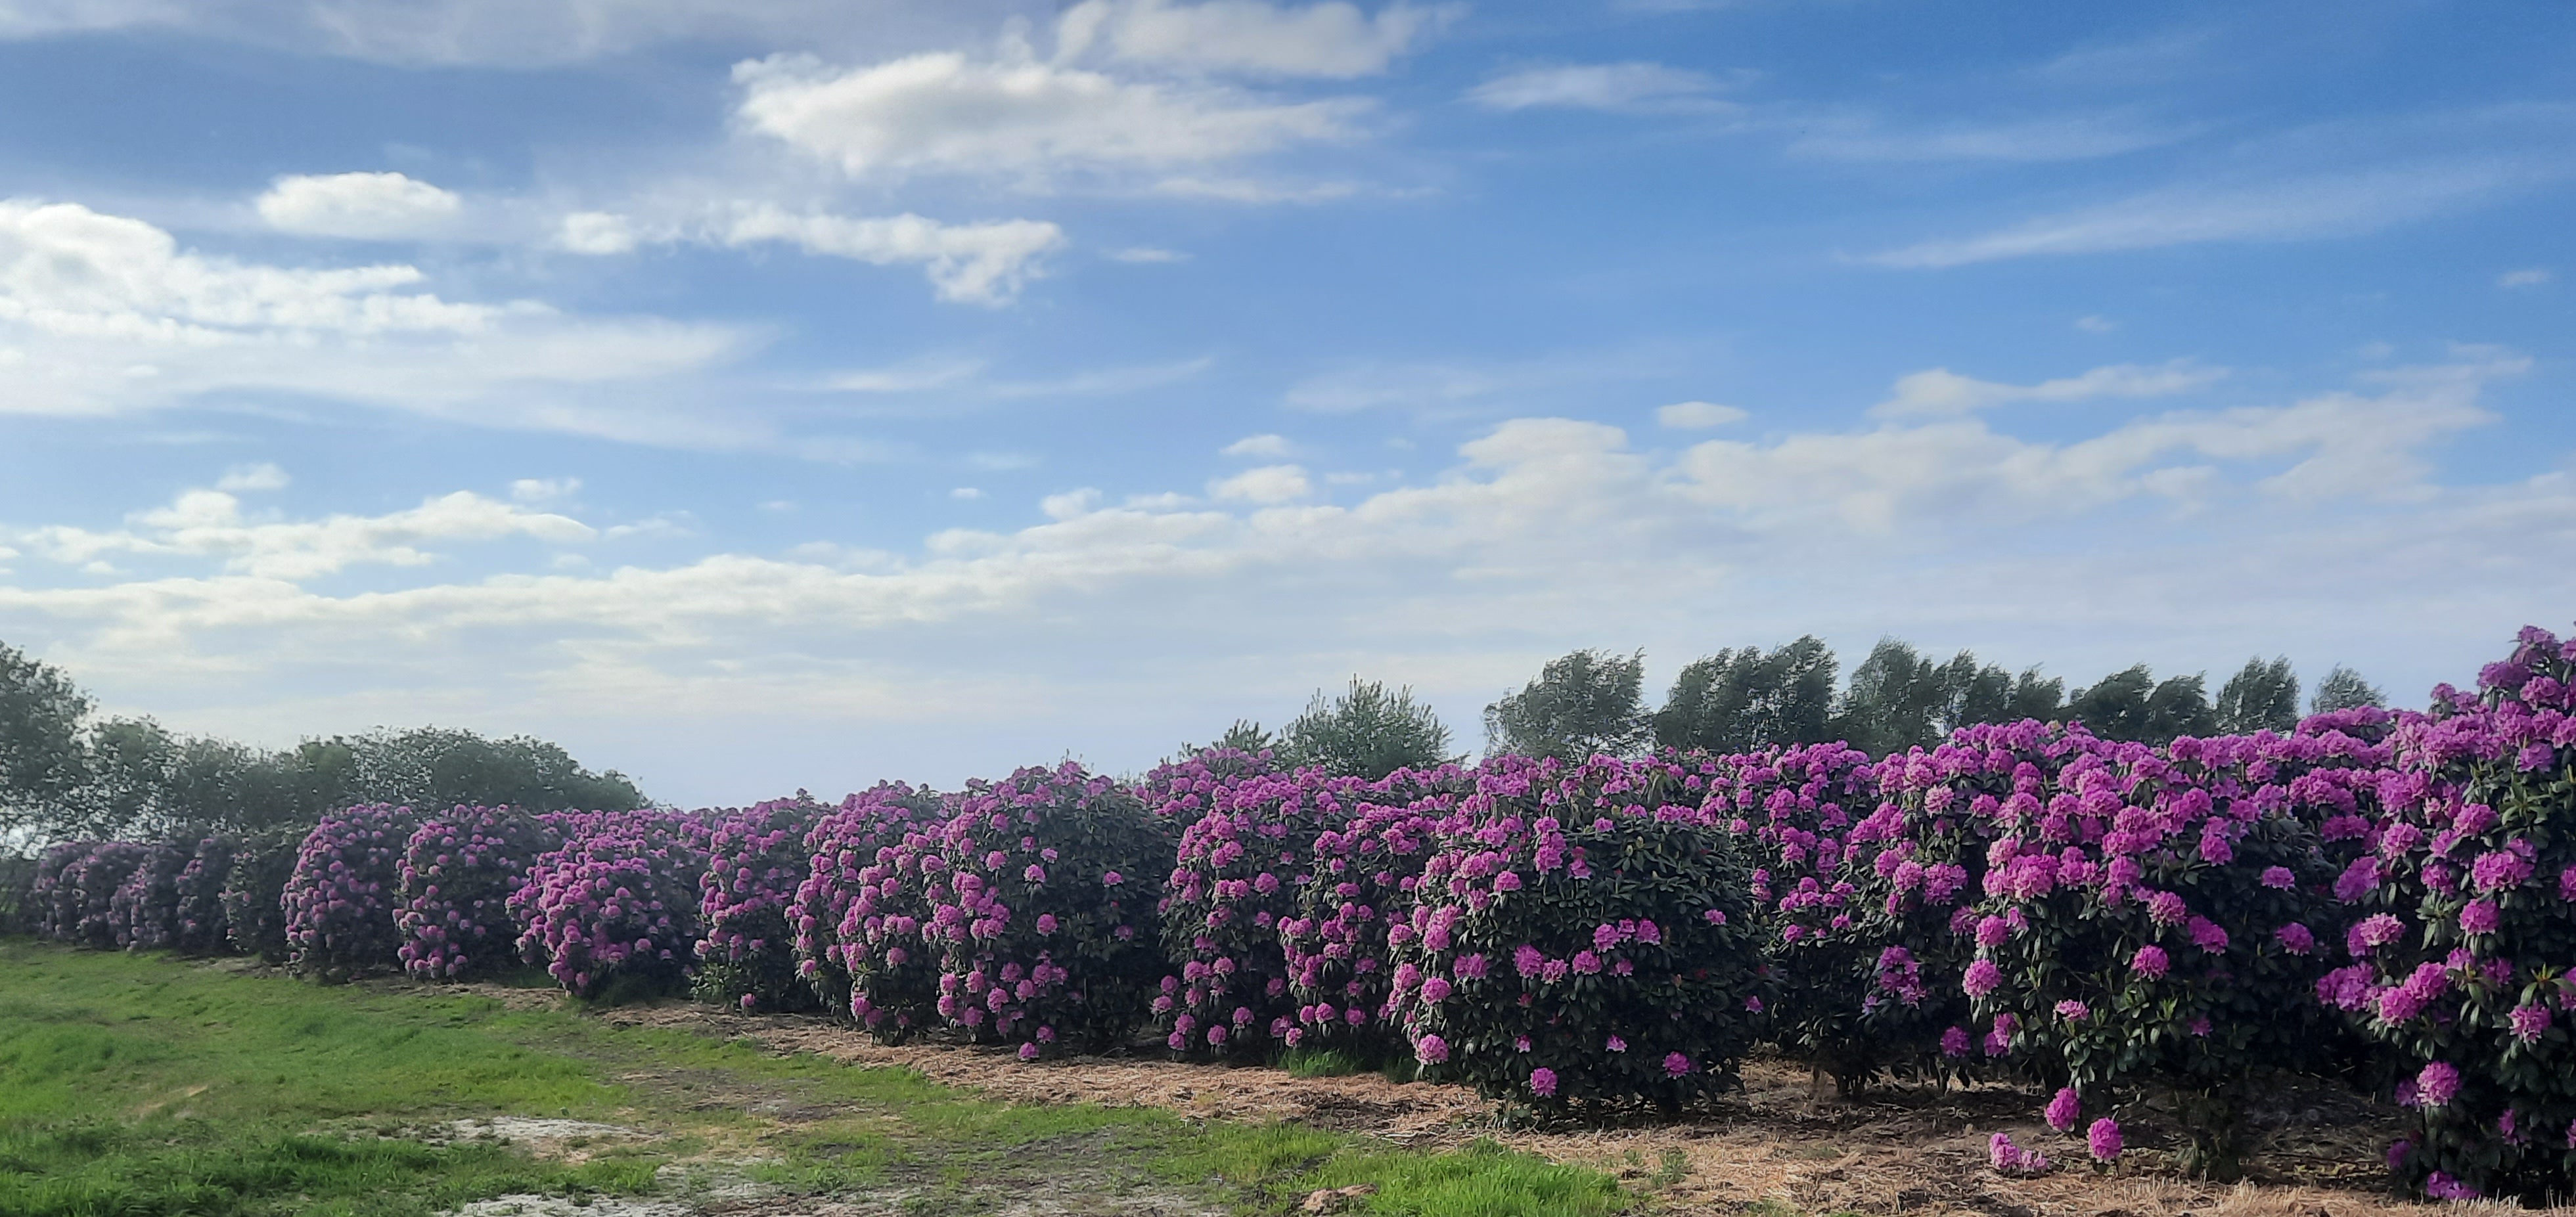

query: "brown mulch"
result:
(425, 982), (2506, 1216)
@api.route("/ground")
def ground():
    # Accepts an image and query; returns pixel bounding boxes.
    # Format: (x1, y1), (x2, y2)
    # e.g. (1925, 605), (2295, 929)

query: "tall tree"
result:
(2215, 657), (2301, 734)
(2008, 668), (2068, 722)
(1484, 649), (1649, 761)
(1277, 678), (1455, 780)
(327, 727), (646, 814)
(1834, 639), (1955, 756)
(1655, 636), (1839, 754)
(2312, 665), (2387, 714)
(0, 642), (93, 839)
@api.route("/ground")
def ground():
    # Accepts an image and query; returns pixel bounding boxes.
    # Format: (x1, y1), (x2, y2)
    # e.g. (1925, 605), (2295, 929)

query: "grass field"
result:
(0, 941), (1623, 1217)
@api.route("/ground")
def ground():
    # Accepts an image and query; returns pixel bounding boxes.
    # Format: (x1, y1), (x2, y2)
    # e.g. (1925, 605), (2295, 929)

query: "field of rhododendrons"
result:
(16, 624), (2576, 1210)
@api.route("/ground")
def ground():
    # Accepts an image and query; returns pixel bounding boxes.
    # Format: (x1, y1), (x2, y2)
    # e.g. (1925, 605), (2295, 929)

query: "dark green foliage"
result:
(1483, 649), (1650, 761)
(2313, 664), (2386, 714)
(2215, 657), (2301, 734)
(2068, 665), (2218, 742)
(1278, 678), (1455, 780)
(0, 642), (91, 839)
(1654, 636), (1838, 753)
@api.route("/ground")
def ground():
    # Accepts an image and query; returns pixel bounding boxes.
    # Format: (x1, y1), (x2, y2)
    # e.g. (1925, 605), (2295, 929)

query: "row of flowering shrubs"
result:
(15, 623), (2576, 1201)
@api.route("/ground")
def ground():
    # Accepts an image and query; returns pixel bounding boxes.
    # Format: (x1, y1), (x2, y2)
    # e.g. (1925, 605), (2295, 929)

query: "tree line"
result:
(1, 639), (645, 845)
(1189, 640), (2387, 777)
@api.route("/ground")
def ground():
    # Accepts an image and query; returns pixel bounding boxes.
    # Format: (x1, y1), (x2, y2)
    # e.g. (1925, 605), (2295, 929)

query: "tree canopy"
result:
(1483, 648), (1650, 761)
(1277, 678), (1456, 780)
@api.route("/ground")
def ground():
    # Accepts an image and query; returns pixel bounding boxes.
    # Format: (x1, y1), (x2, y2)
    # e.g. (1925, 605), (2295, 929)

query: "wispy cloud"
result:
(1867, 160), (2554, 268)
(1466, 62), (1741, 115)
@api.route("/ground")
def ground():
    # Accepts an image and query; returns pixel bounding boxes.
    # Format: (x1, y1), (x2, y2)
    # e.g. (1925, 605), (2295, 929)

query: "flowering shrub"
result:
(1706, 741), (1926, 1093)
(1955, 720), (2372, 1177)
(2326, 625), (2576, 1202)
(222, 828), (304, 962)
(1388, 757), (1767, 1109)
(39, 841), (152, 949)
(900, 763), (1166, 1056)
(1138, 747), (1277, 829)
(169, 834), (239, 954)
(395, 806), (560, 981)
(285, 803), (427, 981)
(109, 842), (186, 950)
(694, 795), (824, 1012)
(790, 783), (948, 1033)
(1155, 768), (1365, 1057)
(1279, 765), (1474, 1057)
(510, 808), (711, 1000)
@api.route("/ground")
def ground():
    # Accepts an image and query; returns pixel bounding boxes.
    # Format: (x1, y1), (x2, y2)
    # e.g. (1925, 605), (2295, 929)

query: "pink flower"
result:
(2045, 1087), (2081, 1132)
(1019, 1042), (1041, 1061)
(1571, 950), (1602, 975)
(2187, 916), (2229, 954)
(1606, 1034), (1627, 1052)
(1702, 908), (1727, 925)
(1035, 914), (1058, 935)
(1414, 1034), (1449, 1065)
(1529, 1067), (1558, 1097)
(1963, 958), (2002, 997)
(2259, 866), (2296, 890)
(2087, 1117), (2122, 1162)
(2274, 923), (2315, 954)
(2054, 1000), (2089, 1022)
(1940, 1026), (1970, 1057)
(2424, 1172), (2479, 1201)
(2129, 945), (2169, 979)
(2144, 891), (2188, 925)
(1663, 1051), (1692, 1077)
(2510, 1002), (2552, 1044)
(2460, 899), (2500, 935)
(2417, 1061), (2460, 1107)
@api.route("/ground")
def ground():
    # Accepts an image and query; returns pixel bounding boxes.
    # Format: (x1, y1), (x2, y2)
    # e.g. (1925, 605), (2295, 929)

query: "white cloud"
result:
(1058, 0), (1458, 77)
(1466, 62), (1734, 115)
(1223, 433), (1295, 457)
(2075, 315), (2117, 333)
(13, 486), (593, 579)
(717, 205), (1065, 305)
(950, 487), (987, 500)
(1109, 246), (1189, 263)
(1872, 359), (2225, 419)
(733, 50), (1369, 188)
(0, 355), (2554, 802)
(215, 462), (290, 492)
(1208, 463), (1311, 502)
(0, 198), (750, 444)
(510, 477), (581, 504)
(256, 171), (462, 240)
(2499, 267), (2553, 288)
(1656, 401), (1744, 429)
(556, 211), (639, 255)
(1868, 160), (2549, 268)
(1786, 112), (2192, 163)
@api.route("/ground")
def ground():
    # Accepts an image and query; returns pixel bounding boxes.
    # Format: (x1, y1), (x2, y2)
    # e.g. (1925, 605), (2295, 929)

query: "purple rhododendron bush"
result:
(395, 805), (562, 981)
(1387, 756), (1766, 1111)
(892, 763), (1167, 1057)
(221, 828), (303, 962)
(792, 782), (948, 1034)
(1953, 720), (2378, 1178)
(694, 795), (825, 1012)
(1279, 765), (1475, 1059)
(108, 841), (186, 950)
(169, 833), (238, 954)
(37, 841), (152, 949)
(2329, 627), (2576, 1203)
(284, 803), (427, 981)
(1155, 765), (1368, 1058)
(510, 808), (712, 1000)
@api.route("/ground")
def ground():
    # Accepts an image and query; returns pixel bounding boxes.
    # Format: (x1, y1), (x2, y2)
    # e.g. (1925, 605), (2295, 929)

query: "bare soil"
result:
(431, 982), (2502, 1216)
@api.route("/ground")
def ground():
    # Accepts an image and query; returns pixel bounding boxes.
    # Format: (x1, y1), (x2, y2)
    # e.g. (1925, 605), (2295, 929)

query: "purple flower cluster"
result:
(853, 763), (1167, 1056)
(284, 803), (428, 982)
(32, 841), (152, 949)
(1278, 765), (1474, 1056)
(789, 782), (947, 1031)
(693, 795), (825, 1012)
(1156, 766), (1365, 1057)
(1384, 755), (1765, 1109)
(108, 842), (187, 950)
(395, 806), (560, 981)
(509, 808), (711, 999)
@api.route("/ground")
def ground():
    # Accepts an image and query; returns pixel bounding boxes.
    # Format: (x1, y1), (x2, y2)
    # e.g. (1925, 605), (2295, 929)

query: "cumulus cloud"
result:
(0, 354), (2554, 800)
(1656, 401), (1745, 429)
(556, 211), (640, 254)
(1466, 62), (1734, 114)
(256, 171), (463, 240)
(1872, 359), (2225, 418)
(732, 50), (1368, 187)
(1209, 464), (1311, 502)
(0, 198), (749, 442)
(13, 485), (592, 579)
(717, 206), (1065, 305)
(1222, 433), (1295, 457)
(1056, 0), (1459, 78)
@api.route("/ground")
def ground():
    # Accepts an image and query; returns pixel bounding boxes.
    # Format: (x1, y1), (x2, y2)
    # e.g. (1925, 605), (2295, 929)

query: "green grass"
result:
(0, 941), (1627, 1217)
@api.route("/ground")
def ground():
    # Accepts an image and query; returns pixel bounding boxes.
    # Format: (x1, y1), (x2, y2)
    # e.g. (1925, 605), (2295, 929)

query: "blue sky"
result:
(0, 0), (2570, 805)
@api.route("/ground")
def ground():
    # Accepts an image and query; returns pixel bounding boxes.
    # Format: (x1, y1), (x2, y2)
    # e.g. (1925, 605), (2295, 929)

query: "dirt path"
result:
(434, 983), (2464, 1217)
